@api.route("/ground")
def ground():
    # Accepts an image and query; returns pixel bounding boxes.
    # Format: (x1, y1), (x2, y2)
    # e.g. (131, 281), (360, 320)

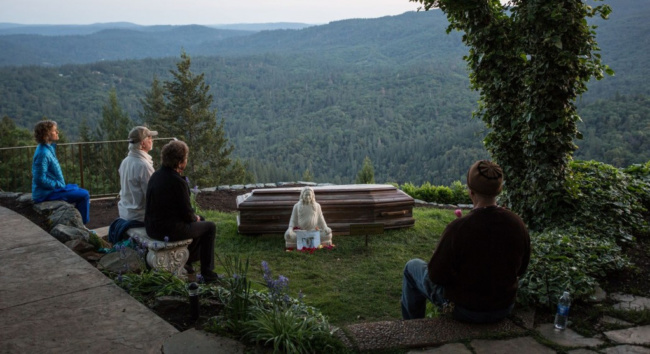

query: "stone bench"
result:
(125, 227), (193, 277)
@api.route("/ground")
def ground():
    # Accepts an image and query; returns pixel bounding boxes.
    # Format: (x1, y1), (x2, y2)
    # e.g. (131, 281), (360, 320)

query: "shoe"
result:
(82, 225), (97, 236)
(201, 270), (220, 284)
(184, 264), (195, 274)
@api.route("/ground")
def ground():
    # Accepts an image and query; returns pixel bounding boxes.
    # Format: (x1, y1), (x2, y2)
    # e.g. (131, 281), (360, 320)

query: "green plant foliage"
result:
(624, 161), (650, 205)
(518, 227), (630, 309)
(399, 181), (469, 205)
(301, 168), (314, 182)
(114, 270), (188, 304)
(243, 306), (341, 354)
(215, 254), (252, 334)
(518, 160), (650, 307)
(355, 156), (375, 184)
(450, 181), (471, 204)
(412, 0), (613, 230)
(562, 160), (649, 244)
(240, 261), (343, 353)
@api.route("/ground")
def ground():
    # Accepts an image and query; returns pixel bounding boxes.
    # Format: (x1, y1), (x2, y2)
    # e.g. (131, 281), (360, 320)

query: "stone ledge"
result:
(340, 308), (534, 352)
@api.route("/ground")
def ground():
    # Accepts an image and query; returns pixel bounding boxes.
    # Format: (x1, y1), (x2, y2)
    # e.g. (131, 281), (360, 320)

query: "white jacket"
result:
(117, 148), (154, 222)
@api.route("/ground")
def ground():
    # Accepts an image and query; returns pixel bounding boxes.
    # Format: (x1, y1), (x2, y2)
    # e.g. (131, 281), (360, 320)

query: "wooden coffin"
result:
(236, 184), (414, 235)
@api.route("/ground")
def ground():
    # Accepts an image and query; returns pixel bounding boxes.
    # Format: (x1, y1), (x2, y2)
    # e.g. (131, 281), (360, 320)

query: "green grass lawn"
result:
(201, 207), (456, 326)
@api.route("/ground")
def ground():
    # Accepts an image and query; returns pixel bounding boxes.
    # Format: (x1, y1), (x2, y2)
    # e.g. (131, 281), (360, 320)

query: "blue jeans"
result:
(45, 184), (90, 224)
(401, 258), (513, 323)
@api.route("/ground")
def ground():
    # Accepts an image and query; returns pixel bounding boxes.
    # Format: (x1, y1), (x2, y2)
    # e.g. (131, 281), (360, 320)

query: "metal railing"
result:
(0, 138), (174, 197)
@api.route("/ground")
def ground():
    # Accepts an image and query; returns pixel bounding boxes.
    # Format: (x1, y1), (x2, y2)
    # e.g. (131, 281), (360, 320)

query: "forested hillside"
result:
(1, 1), (648, 185)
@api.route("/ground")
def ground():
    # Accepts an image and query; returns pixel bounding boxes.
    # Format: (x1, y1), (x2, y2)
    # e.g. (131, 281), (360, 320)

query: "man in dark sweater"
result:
(145, 140), (218, 283)
(401, 160), (530, 323)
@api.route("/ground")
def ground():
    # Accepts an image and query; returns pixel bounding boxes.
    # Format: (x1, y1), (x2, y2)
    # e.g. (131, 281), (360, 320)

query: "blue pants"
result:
(401, 258), (513, 323)
(45, 184), (90, 224)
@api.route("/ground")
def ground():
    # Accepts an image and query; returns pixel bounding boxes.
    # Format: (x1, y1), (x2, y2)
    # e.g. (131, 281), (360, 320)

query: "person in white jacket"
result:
(108, 126), (158, 243)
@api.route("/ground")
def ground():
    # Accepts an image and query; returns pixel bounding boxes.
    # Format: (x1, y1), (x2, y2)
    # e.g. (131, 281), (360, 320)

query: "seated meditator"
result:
(31, 120), (91, 227)
(284, 187), (333, 249)
(145, 140), (219, 283)
(401, 160), (531, 323)
(108, 126), (158, 244)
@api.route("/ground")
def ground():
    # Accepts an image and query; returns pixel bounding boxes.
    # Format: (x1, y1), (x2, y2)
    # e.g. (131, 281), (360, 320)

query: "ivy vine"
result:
(412, 0), (614, 230)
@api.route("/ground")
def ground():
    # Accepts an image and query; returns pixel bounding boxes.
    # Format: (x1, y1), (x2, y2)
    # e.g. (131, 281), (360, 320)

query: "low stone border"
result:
(200, 182), (474, 210)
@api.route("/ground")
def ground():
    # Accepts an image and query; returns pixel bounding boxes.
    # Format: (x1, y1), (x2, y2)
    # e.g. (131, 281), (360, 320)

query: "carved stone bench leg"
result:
(126, 227), (192, 279)
(146, 246), (190, 277)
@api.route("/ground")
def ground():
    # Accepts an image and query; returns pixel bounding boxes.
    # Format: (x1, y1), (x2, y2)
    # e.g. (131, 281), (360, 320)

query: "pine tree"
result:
(94, 89), (133, 188)
(78, 118), (92, 142)
(97, 88), (132, 141)
(356, 156), (375, 184)
(139, 76), (167, 133)
(302, 168), (314, 182)
(152, 51), (248, 187)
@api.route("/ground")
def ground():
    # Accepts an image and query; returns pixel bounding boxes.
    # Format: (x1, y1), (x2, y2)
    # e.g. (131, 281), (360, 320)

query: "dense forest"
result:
(1, 0), (648, 186)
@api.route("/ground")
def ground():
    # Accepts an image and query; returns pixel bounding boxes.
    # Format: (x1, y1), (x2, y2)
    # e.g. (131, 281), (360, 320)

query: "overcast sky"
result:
(1, 0), (423, 26)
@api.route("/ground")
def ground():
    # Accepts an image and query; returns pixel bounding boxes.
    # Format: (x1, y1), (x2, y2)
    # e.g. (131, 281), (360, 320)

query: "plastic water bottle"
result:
(554, 291), (571, 330)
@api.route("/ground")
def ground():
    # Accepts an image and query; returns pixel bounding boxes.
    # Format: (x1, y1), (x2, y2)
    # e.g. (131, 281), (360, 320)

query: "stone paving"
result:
(1, 205), (649, 353)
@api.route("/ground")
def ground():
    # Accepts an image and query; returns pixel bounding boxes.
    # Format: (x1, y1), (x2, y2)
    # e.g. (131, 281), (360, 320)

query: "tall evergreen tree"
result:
(94, 89), (133, 188)
(78, 118), (92, 142)
(0, 116), (33, 192)
(97, 88), (132, 141)
(356, 156), (376, 184)
(152, 51), (248, 187)
(139, 76), (167, 132)
(0, 115), (32, 147)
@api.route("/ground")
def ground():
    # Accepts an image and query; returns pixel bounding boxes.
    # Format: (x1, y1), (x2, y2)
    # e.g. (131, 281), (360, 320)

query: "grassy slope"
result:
(202, 207), (455, 326)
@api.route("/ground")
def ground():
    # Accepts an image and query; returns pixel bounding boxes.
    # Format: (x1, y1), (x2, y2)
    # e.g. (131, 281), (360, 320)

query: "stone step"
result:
(339, 308), (534, 352)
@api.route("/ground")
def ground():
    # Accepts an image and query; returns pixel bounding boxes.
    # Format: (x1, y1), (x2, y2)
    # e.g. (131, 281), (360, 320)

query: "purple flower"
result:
(261, 261), (290, 301)
(164, 236), (169, 243)
(197, 274), (204, 283)
(192, 185), (199, 194)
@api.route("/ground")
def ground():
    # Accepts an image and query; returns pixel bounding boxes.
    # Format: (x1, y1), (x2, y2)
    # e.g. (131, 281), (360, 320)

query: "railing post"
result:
(78, 144), (85, 190)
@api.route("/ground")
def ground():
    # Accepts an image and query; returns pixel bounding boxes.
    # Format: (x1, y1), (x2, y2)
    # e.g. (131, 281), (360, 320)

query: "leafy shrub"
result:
(416, 182), (436, 201)
(451, 181), (472, 204)
(399, 181), (470, 205)
(518, 227), (630, 308)
(519, 160), (649, 307)
(562, 160), (649, 244)
(624, 161), (650, 209)
(436, 186), (454, 204)
(243, 301), (341, 354)
(400, 182), (417, 199)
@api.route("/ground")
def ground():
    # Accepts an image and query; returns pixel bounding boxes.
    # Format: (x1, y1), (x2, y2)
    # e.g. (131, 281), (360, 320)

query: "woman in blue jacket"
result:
(32, 120), (91, 225)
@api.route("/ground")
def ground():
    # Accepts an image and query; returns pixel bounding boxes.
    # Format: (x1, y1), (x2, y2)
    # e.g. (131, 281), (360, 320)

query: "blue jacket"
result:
(32, 143), (65, 202)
